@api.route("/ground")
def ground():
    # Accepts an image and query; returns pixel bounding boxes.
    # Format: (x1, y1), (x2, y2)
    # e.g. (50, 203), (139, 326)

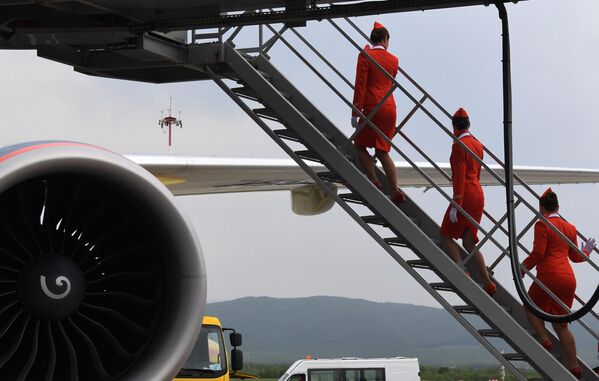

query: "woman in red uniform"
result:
(440, 108), (496, 295)
(351, 21), (405, 205)
(521, 189), (596, 379)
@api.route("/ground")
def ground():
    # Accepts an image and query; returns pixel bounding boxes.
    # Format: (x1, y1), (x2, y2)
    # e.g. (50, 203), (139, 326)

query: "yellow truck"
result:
(175, 316), (253, 381)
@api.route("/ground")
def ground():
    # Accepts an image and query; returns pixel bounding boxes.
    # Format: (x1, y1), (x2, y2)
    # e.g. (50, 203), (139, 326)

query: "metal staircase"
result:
(194, 19), (599, 381)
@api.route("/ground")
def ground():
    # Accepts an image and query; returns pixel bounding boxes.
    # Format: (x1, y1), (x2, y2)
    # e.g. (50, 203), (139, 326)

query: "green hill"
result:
(205, 296), (598, 366)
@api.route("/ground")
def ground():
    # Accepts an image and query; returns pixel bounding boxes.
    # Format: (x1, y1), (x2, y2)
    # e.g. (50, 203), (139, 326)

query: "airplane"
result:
(1, 1), (598, 381)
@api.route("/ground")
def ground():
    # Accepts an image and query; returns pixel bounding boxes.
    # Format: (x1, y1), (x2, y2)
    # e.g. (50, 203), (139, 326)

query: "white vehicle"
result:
(279, 358), (421, 381)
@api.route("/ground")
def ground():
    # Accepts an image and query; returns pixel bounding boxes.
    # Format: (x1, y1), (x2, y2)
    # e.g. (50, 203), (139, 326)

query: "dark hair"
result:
(540, 191), (559, 212)
(370, 27), (390, 45)
(452, 116), (470, 130)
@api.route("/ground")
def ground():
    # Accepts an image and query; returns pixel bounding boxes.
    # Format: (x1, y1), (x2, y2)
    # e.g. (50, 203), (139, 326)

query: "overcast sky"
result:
(1, 0), (599, 311)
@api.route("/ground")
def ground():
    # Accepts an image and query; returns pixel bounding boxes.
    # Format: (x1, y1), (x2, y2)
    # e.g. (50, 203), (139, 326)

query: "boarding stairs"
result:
(196, 19), (599, 381)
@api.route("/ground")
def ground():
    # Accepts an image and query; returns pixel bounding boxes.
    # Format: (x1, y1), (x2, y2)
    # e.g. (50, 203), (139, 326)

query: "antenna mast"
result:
(158, 97), (183, 146)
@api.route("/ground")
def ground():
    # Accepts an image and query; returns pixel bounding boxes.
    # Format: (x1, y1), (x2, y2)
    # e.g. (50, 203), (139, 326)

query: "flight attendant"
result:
(521, 188), (596, 379)
(351, 21), (405, 205)
(440, 108), (496, 295)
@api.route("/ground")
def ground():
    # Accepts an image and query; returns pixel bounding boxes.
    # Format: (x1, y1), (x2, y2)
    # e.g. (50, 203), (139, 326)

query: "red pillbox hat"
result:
(453, 108), (469, 118)
(541, 187), (554, 197)
(373, 21), (385, 30)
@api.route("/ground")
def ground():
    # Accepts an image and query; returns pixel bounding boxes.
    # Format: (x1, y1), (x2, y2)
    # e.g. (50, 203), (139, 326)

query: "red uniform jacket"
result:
(352, 45), (399, 117)
(523, 215), (586, 275)
(450, 132), (484, 207)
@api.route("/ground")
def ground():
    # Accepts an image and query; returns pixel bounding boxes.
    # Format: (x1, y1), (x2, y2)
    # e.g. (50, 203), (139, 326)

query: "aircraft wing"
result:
(129, 155), (599, 196)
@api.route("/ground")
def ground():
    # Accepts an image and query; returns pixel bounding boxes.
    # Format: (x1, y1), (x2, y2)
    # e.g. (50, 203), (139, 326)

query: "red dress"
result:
(440, 132), (485, 242)
(523, 214), (587, 315)
(352, 45), (399, 152)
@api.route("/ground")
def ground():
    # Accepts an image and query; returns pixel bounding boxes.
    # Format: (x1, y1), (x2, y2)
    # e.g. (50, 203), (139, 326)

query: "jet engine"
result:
(0, 142), (207, 381)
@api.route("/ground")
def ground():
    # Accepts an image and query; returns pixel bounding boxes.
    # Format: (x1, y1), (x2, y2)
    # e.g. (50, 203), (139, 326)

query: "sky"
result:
(1, 0), (599, 313)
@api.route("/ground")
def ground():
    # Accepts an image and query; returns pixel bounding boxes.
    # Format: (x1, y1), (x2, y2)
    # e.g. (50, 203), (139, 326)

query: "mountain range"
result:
(205, 296), (598, 366)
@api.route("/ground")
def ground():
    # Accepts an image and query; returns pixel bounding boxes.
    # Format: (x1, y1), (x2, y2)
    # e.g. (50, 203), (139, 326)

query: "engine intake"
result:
(0, 142), (206, 381)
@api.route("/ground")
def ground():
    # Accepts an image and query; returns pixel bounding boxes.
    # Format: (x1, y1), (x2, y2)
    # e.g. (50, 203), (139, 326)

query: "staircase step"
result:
(318, 171), (345, 184)
(361, 215), (388, 227)
(362, 216), (422, 229)
(253, 107), (281, 122)
(232, 86), (261, 101)
(453, 304), (512, 316)
(502, 353), (527, 362)
(430, 282), (455, 292)
(385, 236), (410, 248)
(253, 107), (310, 123)
(478, 329), (503, 338)
(406, 259), (431, 269)
(339, 193), (366, 205)
(295, 150), (323, 163)
(453, 305), (479, 315)
(274, 128), (333, 143)
(274, 129), (302, 143)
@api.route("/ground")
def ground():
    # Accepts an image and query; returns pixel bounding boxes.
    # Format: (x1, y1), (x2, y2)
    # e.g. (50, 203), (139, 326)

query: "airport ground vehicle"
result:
(279, 358), (420, 381)
(176, 316), (245, 381)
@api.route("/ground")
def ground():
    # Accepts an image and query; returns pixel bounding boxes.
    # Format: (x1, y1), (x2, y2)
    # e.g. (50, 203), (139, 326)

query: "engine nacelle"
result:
(0, 142), (206, 381)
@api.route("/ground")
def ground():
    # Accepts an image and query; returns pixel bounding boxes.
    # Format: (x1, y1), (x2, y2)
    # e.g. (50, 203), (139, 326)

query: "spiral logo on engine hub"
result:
(18, 255), (85, 320)
(40, 275), (72, 300)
